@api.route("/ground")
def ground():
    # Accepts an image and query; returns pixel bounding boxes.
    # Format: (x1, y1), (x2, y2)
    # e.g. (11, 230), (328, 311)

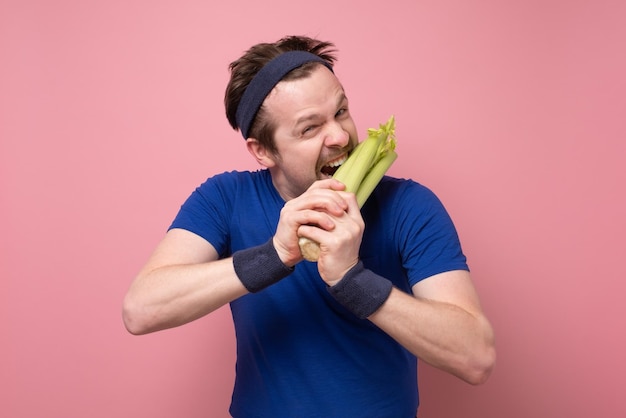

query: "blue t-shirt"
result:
(170, 169), (468, 418)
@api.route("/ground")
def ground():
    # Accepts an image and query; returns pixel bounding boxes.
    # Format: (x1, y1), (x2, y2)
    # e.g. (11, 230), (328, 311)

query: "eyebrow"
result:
(294, 92), (348, 127)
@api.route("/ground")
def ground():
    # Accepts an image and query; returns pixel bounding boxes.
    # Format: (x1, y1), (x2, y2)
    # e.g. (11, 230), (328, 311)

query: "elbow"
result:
(122, 315), (143, 336)
(467, 348), (496, 385)
(463, 340), (497, 386)
(122, 294), (151, 336)
(463, 316), (497, 385)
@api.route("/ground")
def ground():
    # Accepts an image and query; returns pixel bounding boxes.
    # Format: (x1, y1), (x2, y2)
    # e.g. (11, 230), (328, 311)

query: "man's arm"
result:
(368, 270), (496, 385)
(305, 184), (496, 384)
(122, 228), (248, 335)
(122, 179), (351, 335)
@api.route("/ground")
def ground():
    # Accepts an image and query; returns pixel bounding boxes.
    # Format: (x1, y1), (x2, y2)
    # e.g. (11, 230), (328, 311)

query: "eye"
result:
(302, 125), (319, 136)
(336, 107), (348, 118)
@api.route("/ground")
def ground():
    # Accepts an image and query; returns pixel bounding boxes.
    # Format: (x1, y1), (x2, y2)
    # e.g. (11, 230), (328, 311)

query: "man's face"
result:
(252, 65), (359, 201)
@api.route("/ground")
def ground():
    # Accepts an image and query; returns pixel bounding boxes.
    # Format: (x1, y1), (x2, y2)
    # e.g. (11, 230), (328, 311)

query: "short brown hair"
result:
(224, 35), (337, 154)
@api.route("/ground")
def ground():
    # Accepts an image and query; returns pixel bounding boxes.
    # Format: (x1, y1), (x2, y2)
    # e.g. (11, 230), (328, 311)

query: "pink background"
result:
(2, 1), (625, 417)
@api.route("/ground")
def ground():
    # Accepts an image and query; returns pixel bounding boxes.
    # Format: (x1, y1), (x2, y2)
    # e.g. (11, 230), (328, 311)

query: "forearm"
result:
(123, 257), (247, 335)
(368, 287), (496, 385)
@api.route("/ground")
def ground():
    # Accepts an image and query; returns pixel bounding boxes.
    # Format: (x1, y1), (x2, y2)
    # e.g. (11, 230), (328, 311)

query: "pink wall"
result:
(2, 1), (625, 417)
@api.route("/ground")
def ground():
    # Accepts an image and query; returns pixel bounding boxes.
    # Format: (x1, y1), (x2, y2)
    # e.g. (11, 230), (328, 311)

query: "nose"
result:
(324, 121), (350, 148)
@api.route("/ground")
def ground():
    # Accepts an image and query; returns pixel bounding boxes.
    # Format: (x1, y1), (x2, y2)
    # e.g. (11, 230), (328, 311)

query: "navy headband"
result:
(235, 50), (334, 139)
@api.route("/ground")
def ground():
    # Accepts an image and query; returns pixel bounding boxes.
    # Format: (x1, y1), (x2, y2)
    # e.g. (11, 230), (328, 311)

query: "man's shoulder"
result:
(376, 176), (439, 202)
(197, 169), (269, 190)
(205, 169), (266, 181)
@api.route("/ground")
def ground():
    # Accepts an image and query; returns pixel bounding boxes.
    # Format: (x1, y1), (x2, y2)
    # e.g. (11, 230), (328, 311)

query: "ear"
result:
(246, 138), (278, 168)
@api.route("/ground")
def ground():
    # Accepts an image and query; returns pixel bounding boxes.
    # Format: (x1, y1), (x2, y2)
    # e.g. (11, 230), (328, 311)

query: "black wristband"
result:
(232, 239), (294, 293)
(328, 261), (393, 319)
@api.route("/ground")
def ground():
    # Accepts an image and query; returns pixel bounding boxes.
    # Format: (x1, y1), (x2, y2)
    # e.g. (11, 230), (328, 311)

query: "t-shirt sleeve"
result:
(168, 174), (234, 257)
(396, 181), (469, 287)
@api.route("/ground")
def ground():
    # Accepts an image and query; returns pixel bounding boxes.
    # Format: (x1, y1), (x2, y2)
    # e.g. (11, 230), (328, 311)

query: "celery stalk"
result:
(333, 130), (385, 193)
(355, 149), (397, 208)
(299, 116), (398, 262)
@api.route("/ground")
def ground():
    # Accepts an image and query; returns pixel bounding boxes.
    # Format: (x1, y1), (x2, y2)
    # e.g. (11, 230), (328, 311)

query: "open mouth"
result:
(320, 154), (348, 177)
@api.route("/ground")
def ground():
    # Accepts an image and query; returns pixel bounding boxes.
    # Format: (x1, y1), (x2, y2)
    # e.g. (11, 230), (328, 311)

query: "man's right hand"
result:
(272, 179), (349, 268)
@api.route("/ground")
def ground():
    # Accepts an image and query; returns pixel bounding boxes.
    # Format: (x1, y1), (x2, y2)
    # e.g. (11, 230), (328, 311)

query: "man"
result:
(123, 35), (495, 418)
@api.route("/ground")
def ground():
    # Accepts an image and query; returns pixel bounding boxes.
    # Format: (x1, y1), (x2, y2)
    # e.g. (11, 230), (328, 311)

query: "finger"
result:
(284, 189), (348, 216)
(339, 191), (364, 223)
(294, 209), (337, 232)
(307, 178), (346, 192)
(334, 190), (359, 211)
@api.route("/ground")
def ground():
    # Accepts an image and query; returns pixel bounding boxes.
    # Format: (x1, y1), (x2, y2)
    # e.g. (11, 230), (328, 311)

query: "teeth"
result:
(325, 155), (347, 168)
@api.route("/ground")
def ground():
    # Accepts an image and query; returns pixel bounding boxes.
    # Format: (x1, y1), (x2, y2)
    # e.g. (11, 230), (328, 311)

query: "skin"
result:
(123, 65), (496, 385)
